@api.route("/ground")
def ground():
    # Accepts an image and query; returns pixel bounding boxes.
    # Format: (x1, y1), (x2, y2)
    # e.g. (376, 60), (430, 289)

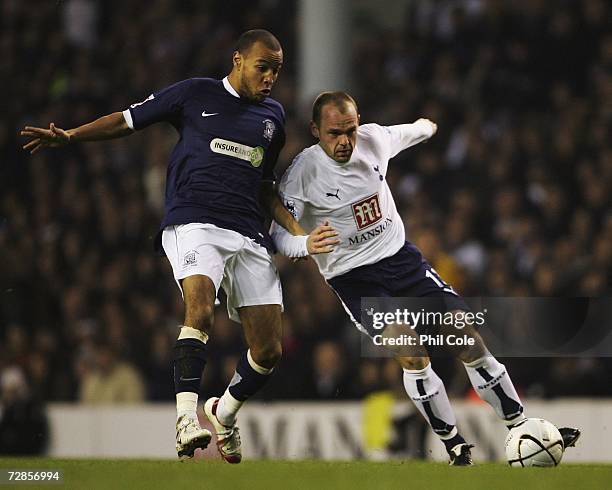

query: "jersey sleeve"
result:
(123, 79), (193, 130)
(269, 222), (309, 258)
(383, 120), (437, 158)
(270, 155), (309, 257)
(277, 154), (306, 221)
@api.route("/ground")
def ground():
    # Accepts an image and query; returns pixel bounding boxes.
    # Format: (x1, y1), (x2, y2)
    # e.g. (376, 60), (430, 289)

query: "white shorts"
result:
(162, 223), (283, 322)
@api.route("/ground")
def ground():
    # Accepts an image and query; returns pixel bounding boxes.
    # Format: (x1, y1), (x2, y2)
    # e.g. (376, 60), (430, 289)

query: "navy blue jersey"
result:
(124, 77), (286, 252)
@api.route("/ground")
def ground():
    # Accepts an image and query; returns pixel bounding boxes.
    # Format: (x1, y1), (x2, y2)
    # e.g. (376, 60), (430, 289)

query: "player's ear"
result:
(310, 121), (320, 139)
(232, 51), (242, 69)
(358, 113), (361, 124)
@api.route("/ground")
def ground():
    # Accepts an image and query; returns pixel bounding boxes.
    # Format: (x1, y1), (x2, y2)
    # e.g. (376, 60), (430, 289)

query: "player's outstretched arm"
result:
(386, 118), (438, 156)
(20, 112), (133, 154)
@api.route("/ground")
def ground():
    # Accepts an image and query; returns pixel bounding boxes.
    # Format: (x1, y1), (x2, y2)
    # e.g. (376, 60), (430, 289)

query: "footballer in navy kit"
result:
(21, 30), (338, 463)
(271, 92), (580, 465)
(123, 73), (285, 254)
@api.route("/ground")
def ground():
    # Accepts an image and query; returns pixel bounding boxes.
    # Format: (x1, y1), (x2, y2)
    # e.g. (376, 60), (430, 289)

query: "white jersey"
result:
(278, 121), (436, 279)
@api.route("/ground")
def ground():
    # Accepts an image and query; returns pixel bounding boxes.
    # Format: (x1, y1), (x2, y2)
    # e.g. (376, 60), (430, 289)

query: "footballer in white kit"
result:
(274, 103), (467, 335)
(281, 121), (423, 279)
(271, 92), (580, 465)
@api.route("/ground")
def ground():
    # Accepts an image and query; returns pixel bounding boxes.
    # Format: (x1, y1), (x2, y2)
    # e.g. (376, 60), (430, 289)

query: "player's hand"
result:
(307, 221), (340, 254)
(416, 118), (437, 136)
(20, 123), (71, 154)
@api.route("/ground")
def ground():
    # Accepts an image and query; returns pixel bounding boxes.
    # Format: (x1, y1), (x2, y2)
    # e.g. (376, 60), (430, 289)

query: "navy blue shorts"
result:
(327, 242), (469, 337)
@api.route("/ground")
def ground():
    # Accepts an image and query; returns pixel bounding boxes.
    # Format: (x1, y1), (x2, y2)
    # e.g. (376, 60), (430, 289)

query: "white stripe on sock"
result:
(247, 349), (273, 374)
(178, 325), (209, 344)
(438, 427), (458, 440)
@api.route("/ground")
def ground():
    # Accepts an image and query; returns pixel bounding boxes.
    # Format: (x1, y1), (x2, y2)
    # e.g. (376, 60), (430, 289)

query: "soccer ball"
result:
(504, 418), (564, 467)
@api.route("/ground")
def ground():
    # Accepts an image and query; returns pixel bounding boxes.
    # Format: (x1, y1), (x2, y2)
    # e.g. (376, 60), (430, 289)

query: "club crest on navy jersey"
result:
(263, 119), (276, 141)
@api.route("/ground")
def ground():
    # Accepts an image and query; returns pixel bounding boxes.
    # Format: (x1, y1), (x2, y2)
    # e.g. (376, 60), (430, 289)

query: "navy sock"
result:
(173, 338), (208, 394)
(228, 351), (273, 401)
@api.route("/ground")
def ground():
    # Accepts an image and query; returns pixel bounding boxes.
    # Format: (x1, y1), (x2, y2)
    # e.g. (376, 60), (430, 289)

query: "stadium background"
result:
(1, 0), (611, 459)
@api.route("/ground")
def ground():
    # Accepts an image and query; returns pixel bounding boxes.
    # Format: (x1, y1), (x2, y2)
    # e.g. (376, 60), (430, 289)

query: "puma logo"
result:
(326, 189), (341, 200)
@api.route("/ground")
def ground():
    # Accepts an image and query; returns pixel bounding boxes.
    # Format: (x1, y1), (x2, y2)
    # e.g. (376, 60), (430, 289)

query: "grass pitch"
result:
(0, 459), (610, 490)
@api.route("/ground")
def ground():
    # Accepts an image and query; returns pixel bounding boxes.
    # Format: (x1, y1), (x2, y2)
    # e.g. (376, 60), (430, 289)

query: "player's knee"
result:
(446, 311), (487, 362)
(185, 302), (215, 332)
(397, 356), (429, 371)
(455, 331), (487, 363)
(251, 341), (282, 369)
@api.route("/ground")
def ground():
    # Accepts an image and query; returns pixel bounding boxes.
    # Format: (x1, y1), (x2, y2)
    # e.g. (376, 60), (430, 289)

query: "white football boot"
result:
(175, 415), (212, 461)
(203, 397), (242, 464)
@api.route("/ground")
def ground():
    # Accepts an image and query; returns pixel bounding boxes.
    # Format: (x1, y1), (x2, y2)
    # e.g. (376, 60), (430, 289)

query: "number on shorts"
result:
(426, 268), (456, 294)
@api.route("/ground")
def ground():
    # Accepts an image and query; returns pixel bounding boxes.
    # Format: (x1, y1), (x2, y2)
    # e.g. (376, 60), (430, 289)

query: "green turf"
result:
(0, 459), (610, 490)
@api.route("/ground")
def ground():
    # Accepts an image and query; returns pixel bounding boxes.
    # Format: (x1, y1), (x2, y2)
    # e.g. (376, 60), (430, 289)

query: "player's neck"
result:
(226, 72), (242, 97)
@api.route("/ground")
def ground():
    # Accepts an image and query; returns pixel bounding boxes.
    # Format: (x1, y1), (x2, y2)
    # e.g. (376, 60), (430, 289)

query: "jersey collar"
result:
(223, 77), (240, 98)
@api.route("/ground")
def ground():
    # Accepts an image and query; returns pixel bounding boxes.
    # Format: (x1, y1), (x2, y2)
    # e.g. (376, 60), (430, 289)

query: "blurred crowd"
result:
(1, 0), (611, 421)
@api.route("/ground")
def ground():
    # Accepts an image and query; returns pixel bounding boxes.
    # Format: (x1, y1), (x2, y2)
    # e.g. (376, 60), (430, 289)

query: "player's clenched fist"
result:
(20, 123), (71, 154)
(307, 220), (340, 254)
(416, 118), (437, 136)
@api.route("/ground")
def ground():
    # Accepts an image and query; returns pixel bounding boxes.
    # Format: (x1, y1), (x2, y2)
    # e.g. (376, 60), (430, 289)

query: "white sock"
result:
(176, 392), (198, 420)
(216, 351), (271, 426)
(216, 390), (243, 426)
(463, 355), (525, 426)
(402, 363), (457, 438)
